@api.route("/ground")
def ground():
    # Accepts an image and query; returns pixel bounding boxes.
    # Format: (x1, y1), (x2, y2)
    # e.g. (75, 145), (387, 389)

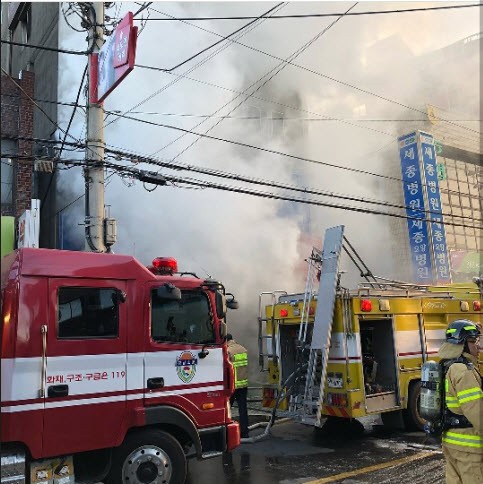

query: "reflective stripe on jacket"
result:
(442, 353), (483, 454)
(227, 340), (248, 389)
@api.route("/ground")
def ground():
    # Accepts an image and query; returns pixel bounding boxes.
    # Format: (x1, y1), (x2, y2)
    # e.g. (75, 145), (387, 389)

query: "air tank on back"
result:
(419, 360), (443, 421)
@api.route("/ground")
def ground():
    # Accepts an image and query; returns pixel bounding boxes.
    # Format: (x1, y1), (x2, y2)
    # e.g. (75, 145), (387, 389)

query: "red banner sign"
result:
(91, 12), (138, 103)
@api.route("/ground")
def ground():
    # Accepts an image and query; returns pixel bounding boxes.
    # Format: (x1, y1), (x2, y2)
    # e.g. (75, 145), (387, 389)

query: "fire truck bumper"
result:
(226, 421), (240, 452)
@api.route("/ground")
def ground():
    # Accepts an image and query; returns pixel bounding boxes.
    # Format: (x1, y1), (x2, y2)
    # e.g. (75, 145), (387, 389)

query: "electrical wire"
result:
(1, 68), (85, 148)
(61, 2), (90, 33)
(40, 64), (88, 207)
(102, 112), (405, 182)
(103, 113), (481, 204)
(131, 3), (480, 21)
(2, 93), (86, 109)
(104, 109), (481, 123)
(52, 172), (118, 218)
(0, 68), (102, 203)
(1, 135), (85, 150)
(153, 174), (483, 230)
(98, 144), (481, 224)
(150, 2), (358, 160)
(136, 62), (481, 146)
(135, 65), (397, 140)
(61, 158), (482, 230)
(30, 148), (481, 228)
(141, 4), (481, 139)
(115, 62), (483, 145)
(133, 2), (153, 19)
(144, 3), (284, 73)
(103, 2), (288, 132)
(0, 39), (88, 55)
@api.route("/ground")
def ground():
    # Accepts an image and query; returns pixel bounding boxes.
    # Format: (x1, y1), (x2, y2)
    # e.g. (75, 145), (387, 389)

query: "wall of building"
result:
(1, 70), (35, 218)
(1, 2), (60, 247)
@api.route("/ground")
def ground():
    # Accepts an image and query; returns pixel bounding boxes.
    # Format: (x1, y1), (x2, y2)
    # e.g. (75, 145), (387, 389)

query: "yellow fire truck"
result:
(259, 226), (482, 431)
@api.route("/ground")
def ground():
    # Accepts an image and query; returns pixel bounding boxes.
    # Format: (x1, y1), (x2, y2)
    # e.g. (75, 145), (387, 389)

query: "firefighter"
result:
(226, 334), (249, 438)
(438, 319), (482, 484)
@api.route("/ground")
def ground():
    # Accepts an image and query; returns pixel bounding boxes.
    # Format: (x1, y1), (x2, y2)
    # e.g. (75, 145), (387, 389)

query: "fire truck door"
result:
(144, 287), (226, 424)
(43, 278), (128, 457)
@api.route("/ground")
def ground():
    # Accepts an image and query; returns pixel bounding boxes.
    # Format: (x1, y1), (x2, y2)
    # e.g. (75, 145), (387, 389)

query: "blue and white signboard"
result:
(398, 132), (434, 282)
(419, 132), (451, 283)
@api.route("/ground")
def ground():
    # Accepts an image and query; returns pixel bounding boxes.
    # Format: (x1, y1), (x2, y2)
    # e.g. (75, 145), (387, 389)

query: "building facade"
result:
(1, 70), (34, 218)
(1, 1), (60, 248)
(386, 34), (481, 284)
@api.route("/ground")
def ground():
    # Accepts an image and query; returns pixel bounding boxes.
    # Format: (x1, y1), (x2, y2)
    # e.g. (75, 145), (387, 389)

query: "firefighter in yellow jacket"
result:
(438, 320), (482, 484)
(227, 334), (249, 438)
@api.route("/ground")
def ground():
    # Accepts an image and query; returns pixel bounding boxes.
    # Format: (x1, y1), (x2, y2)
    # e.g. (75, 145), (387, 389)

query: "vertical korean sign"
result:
(398, 132), (433, 283)
(419, 132), (451, 283)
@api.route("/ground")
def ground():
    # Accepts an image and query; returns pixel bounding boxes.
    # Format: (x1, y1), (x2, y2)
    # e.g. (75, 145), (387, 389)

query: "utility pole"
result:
(85, 1), (106, 252)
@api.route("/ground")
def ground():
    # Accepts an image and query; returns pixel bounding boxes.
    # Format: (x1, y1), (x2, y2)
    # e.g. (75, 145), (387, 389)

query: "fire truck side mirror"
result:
(220, 321), (227, 339)
(225, 293), (239, 310)
(226, 299), (239, 310)
(156, 283), (182, 300)
(216, 291), (227, 319)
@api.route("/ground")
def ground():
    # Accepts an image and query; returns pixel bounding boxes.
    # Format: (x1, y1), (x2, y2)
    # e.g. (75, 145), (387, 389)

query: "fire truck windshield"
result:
(151, 289), (215, 344)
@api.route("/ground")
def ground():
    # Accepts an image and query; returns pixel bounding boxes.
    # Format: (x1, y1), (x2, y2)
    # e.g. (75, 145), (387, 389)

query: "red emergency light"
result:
(151, 257), (178, 275)
(473, 300), (481, 311)
(361, 299), (372, 312)
(309, 306), (315, 315)
(280, 308), (289, 318)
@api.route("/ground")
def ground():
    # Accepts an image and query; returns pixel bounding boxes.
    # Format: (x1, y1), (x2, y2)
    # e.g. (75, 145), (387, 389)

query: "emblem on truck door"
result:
(176, 351), (198, 383)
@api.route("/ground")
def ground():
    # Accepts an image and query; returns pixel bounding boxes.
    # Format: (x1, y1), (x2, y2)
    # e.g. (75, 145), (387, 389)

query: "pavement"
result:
(186, 411), (445, 484)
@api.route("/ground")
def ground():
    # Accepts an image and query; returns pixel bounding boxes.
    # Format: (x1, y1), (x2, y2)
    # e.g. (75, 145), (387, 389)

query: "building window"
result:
(19, 4), (31, 44)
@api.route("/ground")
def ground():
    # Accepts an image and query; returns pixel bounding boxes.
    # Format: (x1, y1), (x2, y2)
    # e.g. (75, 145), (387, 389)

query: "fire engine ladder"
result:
(300, 225), (345, 426)
(258, 291), (287, 372)
(288, 247), (322, 413)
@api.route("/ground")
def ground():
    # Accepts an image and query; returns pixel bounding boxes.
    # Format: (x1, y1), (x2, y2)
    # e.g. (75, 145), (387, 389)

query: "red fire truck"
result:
(1, 249), (240, 484)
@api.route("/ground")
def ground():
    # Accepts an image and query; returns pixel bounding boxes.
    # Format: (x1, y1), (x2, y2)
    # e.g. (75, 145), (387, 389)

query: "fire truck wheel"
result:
(106, 429), (187, 484)
(403, 381), (426, 432)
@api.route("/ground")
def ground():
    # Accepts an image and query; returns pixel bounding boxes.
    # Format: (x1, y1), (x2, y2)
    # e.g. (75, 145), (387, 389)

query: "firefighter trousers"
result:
(443, 447), (483, 484)
(230, 387), (249, 438)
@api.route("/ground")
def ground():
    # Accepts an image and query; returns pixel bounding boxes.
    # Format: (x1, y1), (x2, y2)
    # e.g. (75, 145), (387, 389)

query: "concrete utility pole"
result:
(85, 1), (106, 252)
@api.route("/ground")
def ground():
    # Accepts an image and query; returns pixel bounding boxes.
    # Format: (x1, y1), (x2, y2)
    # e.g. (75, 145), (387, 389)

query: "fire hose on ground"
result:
(240, 363), (309, 443)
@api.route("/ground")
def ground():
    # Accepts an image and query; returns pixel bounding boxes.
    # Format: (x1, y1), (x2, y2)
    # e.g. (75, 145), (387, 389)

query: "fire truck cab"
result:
(1, 249), (240, 484)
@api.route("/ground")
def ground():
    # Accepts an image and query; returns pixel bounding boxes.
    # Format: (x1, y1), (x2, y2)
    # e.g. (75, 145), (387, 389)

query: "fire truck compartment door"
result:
(43, 278), (128, 457)
(360, 318), (400, 413)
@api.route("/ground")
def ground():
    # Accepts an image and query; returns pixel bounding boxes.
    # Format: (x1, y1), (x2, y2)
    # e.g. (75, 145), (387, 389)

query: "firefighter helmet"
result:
(445, 320), (480, 345)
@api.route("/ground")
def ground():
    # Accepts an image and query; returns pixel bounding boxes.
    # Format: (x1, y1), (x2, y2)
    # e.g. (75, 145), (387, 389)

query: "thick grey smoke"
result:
(56, 2), (479, 382)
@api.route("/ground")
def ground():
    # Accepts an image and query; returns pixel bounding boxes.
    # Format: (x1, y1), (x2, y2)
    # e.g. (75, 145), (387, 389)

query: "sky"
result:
(55, 1), (480, 375)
